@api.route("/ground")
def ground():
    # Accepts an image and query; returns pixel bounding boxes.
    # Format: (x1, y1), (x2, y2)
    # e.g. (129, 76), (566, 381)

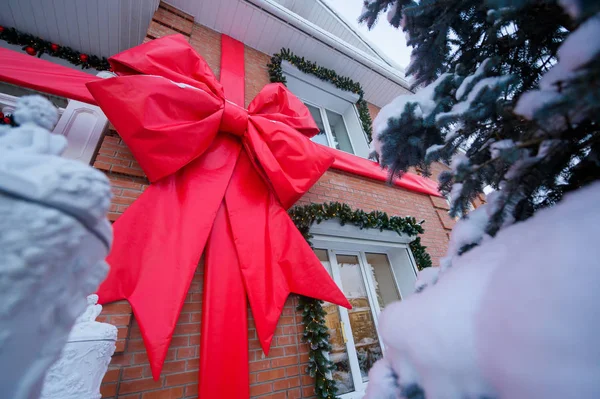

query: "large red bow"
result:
(86, 34), (351, 397)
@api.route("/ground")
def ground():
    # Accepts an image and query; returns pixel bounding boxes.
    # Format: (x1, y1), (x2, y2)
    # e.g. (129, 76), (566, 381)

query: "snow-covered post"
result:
(0, 95), (113, 399)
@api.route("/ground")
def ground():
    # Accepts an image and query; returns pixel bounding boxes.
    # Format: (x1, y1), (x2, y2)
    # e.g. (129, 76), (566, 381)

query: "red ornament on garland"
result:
(3, 117), (11, 124)
(0, 26), (4, 34)
(79, 54), (89, 63)
(0, 112), (4, 119)
(51, 43), (60, 52)
(25, 46), (36, 56)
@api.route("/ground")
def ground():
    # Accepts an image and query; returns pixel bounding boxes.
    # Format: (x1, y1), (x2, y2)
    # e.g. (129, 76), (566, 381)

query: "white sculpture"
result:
(0, 95), (113, 399)
(40, 295), (117, 399)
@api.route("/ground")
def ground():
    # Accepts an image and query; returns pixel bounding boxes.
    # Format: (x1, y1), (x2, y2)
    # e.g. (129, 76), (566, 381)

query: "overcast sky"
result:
(325, 0), (412, 69)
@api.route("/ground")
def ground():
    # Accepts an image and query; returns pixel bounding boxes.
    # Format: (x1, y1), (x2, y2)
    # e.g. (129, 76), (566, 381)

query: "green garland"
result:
(0, 25), (110, 70)
(289, 202), (431, 399)
(268, 48), (374, 143)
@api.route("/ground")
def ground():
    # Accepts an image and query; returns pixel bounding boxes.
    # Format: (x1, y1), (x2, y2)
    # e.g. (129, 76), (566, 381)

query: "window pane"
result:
(336, 254), (383, 382)
(305, 103), (329, 147)
(314, 249), (355, 394)
(325, 109), (353, 154)
(366, 253), (401, 311)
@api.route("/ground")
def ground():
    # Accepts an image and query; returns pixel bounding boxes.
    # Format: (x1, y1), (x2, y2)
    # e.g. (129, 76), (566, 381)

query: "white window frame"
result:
(281, 61), (371, 158)
(311, 221), (419, 398)
(0, 91), (108, 165)
(303, 99), (357, 154)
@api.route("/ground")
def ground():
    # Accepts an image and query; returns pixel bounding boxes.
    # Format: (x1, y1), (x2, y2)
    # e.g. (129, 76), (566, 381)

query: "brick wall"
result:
(94, 3), (453, 398)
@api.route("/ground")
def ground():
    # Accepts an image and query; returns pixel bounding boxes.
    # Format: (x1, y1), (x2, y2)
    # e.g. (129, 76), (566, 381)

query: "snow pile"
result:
(365, 181), (600, 399)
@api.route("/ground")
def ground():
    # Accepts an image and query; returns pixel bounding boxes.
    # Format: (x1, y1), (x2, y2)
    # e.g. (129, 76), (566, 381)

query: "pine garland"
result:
(0, 25), (110, 71)
(268, 48), (374, 143)
(289, 202), (431, 398)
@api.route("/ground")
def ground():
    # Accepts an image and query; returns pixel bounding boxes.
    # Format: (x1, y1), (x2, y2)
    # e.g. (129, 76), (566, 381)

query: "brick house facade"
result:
(92, 4), (465, 399)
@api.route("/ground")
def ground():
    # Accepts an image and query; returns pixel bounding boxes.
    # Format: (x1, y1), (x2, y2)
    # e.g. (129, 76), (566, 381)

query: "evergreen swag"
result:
(268, 48), (374, 142)
(0, 25), (110, 71)
(289, 202), (431, 398)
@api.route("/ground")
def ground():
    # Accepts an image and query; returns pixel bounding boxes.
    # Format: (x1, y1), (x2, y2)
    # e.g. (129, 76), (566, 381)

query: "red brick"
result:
(250, 382), (272, 396)
(123, 366), (145, 380)
(256, 369), (286, 383)
(162, 360), (186, 374)
(270, 355), (298, 368)
(273, 376), (300, 391)
(165, 371), (197, 386)
(176, 347), (195, 359)
(249, 359), (270, 372)
(141, 387), (184, 399)
(103, 368), (121, 383)
(184, 383), (198, 397)
(119, 378), (163, 394)
(100, 382), (117, 397)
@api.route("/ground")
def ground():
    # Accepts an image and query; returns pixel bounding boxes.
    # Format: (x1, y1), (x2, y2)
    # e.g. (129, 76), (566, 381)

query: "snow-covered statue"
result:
(0, 95), (113, 399)
(40, 295), (117, 399)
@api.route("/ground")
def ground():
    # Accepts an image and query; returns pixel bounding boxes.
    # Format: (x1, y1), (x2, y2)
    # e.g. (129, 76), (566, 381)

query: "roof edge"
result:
(318, 0), (406, 74)
(245, 0), (410, 90)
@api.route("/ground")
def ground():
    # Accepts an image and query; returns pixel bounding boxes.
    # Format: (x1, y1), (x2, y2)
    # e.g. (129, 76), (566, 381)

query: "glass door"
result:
(314, 248), (403, 397)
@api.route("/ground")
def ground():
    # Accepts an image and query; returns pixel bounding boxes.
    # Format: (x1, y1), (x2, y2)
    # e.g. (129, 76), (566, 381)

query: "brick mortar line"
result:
(158, 4), (194, 22)
(152, 17), (192, 37)
(103, 169), (149, 184)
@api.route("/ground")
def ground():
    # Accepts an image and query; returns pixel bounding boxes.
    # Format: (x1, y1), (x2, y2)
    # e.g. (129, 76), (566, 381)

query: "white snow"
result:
(558, 0), (584, 19)
(540, 15), (600, 91)
(372, 74), (450, 159)
(448, 183), (463, 209)
(365, 181), (600, 399)
(414, 267), (440, 292)
(513, 89), (563, 120)
(386, 1), (399, 25)
(489, 139), (515, 159)
(515, 13), (600, 125)
(455, 58), (492, 101)
(450, 152), (469, 172)
(425, 144), (445, 157)
(13, 95), (59, 131)
(437, 75), (513, 123)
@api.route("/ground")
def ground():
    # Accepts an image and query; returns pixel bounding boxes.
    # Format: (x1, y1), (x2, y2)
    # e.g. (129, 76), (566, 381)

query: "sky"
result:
(325, 0), (412, 69)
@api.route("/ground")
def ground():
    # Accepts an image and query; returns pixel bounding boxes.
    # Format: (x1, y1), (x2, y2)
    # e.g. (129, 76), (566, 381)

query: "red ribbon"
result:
(85, 34), (351, 398)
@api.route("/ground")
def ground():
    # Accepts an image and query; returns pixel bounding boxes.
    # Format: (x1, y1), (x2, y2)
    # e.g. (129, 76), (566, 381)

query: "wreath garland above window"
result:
(268, 48), (374, 143)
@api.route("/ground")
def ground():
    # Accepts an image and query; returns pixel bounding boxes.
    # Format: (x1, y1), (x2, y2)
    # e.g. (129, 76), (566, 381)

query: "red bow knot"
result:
(220, 100), (248, 137)
(86, 34), (350, 398)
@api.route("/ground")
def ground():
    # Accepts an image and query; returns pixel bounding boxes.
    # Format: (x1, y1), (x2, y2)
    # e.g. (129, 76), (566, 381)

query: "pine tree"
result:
(362, 0), (600, 263)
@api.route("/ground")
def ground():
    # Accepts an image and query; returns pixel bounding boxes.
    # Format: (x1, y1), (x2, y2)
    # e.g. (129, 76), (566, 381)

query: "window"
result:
(281, 61), (371, 158)
(310, 221), (419, 398)
(305, 102), (354, 154)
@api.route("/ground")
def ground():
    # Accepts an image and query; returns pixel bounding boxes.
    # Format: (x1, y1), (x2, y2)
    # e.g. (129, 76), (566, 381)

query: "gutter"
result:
(244, 0), (411, 91)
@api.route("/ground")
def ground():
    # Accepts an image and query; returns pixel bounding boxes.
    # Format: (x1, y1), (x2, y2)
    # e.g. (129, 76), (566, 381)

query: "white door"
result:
(315, 249), (404, 398)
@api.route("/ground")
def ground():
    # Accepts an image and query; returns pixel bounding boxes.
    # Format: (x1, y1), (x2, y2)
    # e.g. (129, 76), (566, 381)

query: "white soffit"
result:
(0, 0), (160, 58)
(164, 0), (412, 107)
